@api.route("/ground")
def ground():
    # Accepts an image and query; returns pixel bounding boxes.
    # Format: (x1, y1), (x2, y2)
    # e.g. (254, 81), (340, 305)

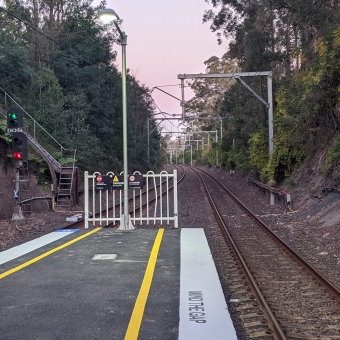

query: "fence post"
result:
(84, 171), (89, 229)
(173, 169), (178, 228)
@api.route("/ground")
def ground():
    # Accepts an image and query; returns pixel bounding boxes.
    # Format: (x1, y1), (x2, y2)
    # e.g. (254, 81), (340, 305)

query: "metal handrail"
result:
(26, 133), (62, 171)
(68, 149), (77, 193)
(0, 86), (76, 159)
(0, 107), (6, 120)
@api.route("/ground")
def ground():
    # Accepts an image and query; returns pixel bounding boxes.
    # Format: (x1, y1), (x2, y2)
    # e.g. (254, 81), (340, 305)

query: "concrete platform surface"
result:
(0, 227), (237, 340)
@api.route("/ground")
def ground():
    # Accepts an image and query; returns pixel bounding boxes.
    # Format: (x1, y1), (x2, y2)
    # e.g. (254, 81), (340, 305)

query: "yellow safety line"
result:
(0, 228), (101, 280)
(124, 228), (165, 340)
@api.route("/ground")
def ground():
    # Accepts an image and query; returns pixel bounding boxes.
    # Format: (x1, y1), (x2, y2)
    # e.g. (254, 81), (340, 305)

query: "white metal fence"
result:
(84, 170), (178, 228)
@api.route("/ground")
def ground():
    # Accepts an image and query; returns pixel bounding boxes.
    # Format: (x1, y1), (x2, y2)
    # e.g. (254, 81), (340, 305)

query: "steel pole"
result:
(147, 118), (150, 162)
(98, 9), (134, 230)
(267, 73), (274, 156)
(190, 145), (192, 165)
(180, 78), (185, 121)
(220, 117), (223, 140)
(216, 130), (218, 167)
(120, 33), (134, 230)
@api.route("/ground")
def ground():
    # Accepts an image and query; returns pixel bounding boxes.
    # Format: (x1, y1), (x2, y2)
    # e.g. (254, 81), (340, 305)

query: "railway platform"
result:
(0, 227), (237, 340)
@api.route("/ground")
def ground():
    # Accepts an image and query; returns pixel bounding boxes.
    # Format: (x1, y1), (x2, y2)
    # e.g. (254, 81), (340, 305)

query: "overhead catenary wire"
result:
(150, 86), (183, 131)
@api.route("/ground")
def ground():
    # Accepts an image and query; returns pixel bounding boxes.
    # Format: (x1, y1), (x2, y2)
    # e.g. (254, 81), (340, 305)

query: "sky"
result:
(1, 0), (227, 132)
(95, 0), (227, 132)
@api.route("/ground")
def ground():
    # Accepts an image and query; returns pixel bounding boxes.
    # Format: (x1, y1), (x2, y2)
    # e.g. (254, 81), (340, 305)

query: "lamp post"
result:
(99, 8), (134, 230)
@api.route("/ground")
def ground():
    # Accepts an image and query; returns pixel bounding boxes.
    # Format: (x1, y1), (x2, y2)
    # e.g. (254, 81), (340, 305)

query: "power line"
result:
(153, 84), (181, 88)
(0, 46), (40, 68)
(232, 0), (327, 105)
(186, 4), (280, 114)
(0, 48), (17, 59)
(0, 6), (94, 66)
(189, 0), (324, 134)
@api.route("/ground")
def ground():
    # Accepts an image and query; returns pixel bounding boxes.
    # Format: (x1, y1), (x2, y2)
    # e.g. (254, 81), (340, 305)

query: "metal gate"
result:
(84, 170), (178, 228)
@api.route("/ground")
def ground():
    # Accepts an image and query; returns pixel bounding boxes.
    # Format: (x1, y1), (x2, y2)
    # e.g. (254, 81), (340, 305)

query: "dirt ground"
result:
(0, 155), (75, 250)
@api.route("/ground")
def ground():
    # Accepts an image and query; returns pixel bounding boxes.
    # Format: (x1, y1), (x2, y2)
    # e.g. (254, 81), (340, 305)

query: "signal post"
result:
(7, 107), (28, 223)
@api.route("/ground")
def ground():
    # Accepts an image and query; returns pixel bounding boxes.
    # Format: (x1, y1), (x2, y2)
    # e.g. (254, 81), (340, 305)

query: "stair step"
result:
(61, 168), (74, 174)
(16, 161), (32, 215)
(56, 166), (76, 211)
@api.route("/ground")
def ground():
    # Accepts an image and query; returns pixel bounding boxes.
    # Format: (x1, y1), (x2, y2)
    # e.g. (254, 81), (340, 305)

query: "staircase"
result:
(18, 163), (32, 214)
(0, 89), (78, 213)
(25, 132), (78, 209)
(55, 166), (78, 210)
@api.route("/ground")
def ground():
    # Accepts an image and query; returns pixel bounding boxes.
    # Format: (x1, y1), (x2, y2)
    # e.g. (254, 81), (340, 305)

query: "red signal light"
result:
(11, 132), (28, 162)
(13, 152), (23, 160)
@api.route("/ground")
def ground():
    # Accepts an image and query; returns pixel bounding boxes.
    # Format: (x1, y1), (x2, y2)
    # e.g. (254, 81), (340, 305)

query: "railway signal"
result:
(12, 132), (28, 161)
(7, 107), (24, 129)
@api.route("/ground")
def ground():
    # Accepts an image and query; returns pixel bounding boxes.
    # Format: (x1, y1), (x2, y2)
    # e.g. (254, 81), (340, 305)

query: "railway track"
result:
(188, 165), (340, 340)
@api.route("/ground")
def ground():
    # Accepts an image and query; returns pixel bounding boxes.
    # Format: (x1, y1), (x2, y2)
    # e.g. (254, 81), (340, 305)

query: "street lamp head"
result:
(98, 8), (120, 24)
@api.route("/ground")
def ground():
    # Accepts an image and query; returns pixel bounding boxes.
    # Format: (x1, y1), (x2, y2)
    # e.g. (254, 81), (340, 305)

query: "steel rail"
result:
(193, 166), (340, 301)
(189, 166), (287, 339)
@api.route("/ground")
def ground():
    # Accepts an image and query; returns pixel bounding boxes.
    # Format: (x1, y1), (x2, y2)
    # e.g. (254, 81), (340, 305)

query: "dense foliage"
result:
(184, 0), (340, 184)
(0, 0), (163, 175)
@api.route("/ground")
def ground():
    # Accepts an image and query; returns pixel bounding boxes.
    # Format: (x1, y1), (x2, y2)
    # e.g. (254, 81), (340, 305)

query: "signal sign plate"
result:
(112, 175), (124, 190)
(110, 174), (144, 190)
(95, 175), (112, 190)
(128, 174), (144, 190)
(7, 128), (24, 133)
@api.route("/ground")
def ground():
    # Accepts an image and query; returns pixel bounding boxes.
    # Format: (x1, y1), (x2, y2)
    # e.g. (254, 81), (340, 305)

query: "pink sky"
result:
(98, 0), (227, 132)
